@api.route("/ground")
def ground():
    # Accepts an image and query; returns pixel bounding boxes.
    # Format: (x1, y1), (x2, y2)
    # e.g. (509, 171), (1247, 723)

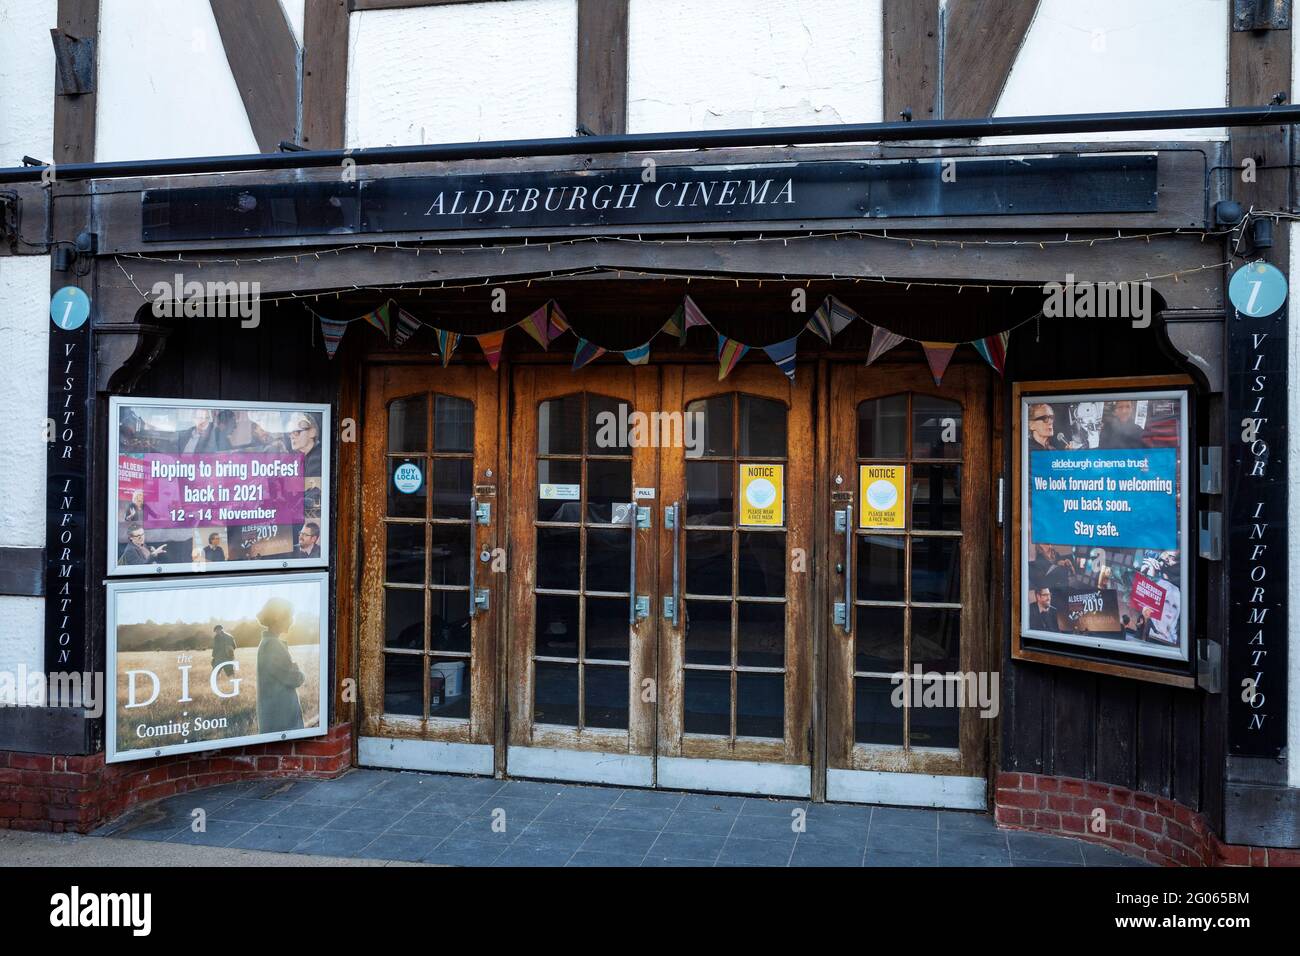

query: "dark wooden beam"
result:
(209, 0), (299, 152)
(942, 0), (1039, 119)
(882, 0), (938, 123)
(0, 547), (44, 596)
(303, 0), (350, 149)
(52, 0), (98, 164)
(577, 0), (628, 135)
(350, 0), (512, 10)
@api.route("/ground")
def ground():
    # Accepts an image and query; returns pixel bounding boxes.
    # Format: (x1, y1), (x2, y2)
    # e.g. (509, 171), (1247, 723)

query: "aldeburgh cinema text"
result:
(421, 177), (797, 218)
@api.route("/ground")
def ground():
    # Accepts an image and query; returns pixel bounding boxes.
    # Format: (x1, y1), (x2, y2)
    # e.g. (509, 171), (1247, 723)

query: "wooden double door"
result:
(359, 360), (990, 806)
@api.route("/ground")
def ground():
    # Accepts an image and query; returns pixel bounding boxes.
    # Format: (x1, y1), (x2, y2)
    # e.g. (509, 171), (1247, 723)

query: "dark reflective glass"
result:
(738, 531), (785, 597)
(387, 458), (427, 518)
(912, 464), (961, 530)
(534, 661), (578, 726)
(684, 669), (730, 735)
(388, 396), (427, 452)
(587, 395), (627, 453)
(854, 676), (903, 745)
(908, 682), (960, 748)
(384, 588), (424, 650)
(912, 537), (961, 603)
(537, 458), (581, 522)
(739, 395), (786, 458)
(429, 524), (470, 586)
(428, 655), (470, 719)
(857, 534), (904, 601)
(685, 530), (731, 596)
(585, 597), (629, 661)
(912, 608), (960, 673)
(584, 664), (628, 729)
(685, 395), (733, 458)
(538, 395), (582, 455)
(433, 395), (473, 452)
(430, 458), (473, 519)
(855, 605), (904, 673)
(912, 395), (962, 459)
(586, 527), (631, 593)
(686, 461), (734, 526)
(535, 594), (579, 658)
(384, 654), (423, 716)
(536, 527), (580, 590)
(683, 599), (731, 665)
(736, 672), (783, 739)
(858, 394), (907, 459)
(429, 590), (471, 654)
(586, 459), (631, 524)
(384, 522), (424, 583)
(738, 601), (784, 668)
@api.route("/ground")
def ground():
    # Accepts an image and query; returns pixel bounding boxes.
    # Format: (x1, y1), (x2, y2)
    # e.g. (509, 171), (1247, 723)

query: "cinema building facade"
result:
(0, 0), (1298, 868)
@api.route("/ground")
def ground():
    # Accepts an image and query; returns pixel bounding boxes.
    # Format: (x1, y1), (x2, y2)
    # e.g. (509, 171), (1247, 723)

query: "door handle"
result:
(663, 501), (680, 625)
(627, 503), (651, 624)
(834, 505), (853, 634)
(469, 495), (489, 616)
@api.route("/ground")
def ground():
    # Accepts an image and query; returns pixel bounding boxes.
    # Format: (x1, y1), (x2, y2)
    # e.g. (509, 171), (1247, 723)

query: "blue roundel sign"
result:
(1228, 261), (1288, 317)
(393, 461), (423, 494)
(50, 286), (90, 330)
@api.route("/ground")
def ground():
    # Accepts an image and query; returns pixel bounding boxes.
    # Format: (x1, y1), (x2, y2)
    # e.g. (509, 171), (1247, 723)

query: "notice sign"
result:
(859, 465), (906, 529)
(108, 398), (330, 575)
(1020, 388), (1188, 663)
(739, 464), (784, 526)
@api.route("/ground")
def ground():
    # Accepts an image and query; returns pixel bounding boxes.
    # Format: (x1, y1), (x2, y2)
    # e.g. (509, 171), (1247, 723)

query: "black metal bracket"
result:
(49, 29), (95, 95)
(1233, 0), (1290, 30)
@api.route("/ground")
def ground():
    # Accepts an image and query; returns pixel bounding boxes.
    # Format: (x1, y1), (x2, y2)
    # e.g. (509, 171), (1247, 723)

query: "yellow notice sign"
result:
(739, 463), (784, 526)
(859, 464), (906, 529)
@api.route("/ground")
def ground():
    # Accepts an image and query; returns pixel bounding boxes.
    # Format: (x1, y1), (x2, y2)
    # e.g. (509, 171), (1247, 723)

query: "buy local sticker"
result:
(739, 463), (784, 526)
(860, 464), (906, 529)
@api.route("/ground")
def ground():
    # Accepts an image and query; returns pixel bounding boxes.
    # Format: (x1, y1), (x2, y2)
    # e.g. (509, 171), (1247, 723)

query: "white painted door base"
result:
(506, 745), (654, 787)
(656, 756), (811, 798)
(358, 737), (494, 775)
(826, 768), (986, 809)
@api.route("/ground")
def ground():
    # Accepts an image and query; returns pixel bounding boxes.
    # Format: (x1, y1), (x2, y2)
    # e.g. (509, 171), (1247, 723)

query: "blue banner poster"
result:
(1028, 448), (1177, 550)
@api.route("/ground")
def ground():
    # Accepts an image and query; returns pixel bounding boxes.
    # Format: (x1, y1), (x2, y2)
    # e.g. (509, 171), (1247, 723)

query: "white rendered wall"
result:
(0, 0), (56, 167)
(346, 0), (578, 148)
(627, 0), (883, 133)
(280, 0), (304, 48)
(989, 0), (1228, 142)
(96, 0), (258, 161)
(0, 256), (51, 677)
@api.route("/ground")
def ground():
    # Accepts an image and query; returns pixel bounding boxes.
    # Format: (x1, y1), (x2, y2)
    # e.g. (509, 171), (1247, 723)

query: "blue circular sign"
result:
(50, 286), (90, 330)
(1228, 261), (1288, 317)
(393, 461), (423, 494)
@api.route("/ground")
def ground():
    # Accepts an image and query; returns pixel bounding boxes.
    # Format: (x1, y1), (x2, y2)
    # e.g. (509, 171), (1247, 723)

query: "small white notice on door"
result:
(635, 487), (656, 500)
(539, 483), (580, 500)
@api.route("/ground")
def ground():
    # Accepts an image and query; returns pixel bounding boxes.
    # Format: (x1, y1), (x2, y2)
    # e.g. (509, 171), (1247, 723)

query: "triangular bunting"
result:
(717, 333), (749, 380)
(805, 295), (858, 344)
(623, 343), (651, 366)
(392, 306), (422, 347)
(548, 302), (571, 341)
(361, 300), (392, 339)
(866, 325), (906, 366)
(476, 329), (506, 370)
(661, 312), (683, 340)
(920, 341), (958, 385)
(518, 304), (552, 349)
(435, 329), (460, 367)
(762, 336), (799, 382)
(972, 330), (1011, 375)
(317, 314), (351, 360)
(573, 338), (606, 370)
(682, 296), (710, 332)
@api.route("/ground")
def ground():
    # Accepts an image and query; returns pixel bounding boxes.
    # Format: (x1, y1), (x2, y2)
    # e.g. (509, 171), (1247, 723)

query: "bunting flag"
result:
(360, 300), (393, 339)
(623, 343), (651, 365)
(971, 330), (1011, 375)
(661, 312), (683, 340)
(806, 295), (858, 344)
(518, 304), (552, 349)
(920, 341), (958, 385)
(548, 302), (571, 341)
(435, 329), (460, 367)
(762, 336), (799, 381)
(681, 296), (710, 342)
(476, 329), (506, 370)
(572, 337), (606, 369)
(717, 333), (749, 380)
(317, 314), (351, 360)
(392, 306), (422, 347)
(866, 325), (906, 366)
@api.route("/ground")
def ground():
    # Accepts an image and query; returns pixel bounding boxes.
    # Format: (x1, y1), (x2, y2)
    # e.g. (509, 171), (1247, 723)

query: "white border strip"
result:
(359, 736), (494, 775)
(826, 768), (986, 809)
(657, 756), (810, 797)
(507, 746), (653, 787)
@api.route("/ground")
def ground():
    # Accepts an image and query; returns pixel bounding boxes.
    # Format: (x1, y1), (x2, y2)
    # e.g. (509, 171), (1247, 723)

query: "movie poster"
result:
(106, 573), (329, 762)
(107, 398), (329, 575)
(1020, 389), (1189, 662)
